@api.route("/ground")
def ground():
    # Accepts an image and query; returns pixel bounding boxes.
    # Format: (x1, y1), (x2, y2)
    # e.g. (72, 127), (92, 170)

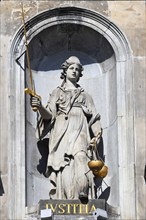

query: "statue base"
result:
(53, 215), (95, 219)
(37, 199), (119, 219)
(25, 199), (119, 219)
(39, 199), (106, 216)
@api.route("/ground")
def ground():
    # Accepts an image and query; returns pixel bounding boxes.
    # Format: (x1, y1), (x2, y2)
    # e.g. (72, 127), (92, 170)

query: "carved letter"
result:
(58, 204), (66, 214)
(79, 204), (82, 214)
(85, 204), (88, 214)
(90, 204), (96, 213)
(67, 204), (72, 214)
(50, 204), (58, 213)
(73, 204), (79, 214)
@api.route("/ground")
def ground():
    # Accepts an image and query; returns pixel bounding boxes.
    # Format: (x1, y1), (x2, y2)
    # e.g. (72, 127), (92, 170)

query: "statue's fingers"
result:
(32, 101), (41, 107)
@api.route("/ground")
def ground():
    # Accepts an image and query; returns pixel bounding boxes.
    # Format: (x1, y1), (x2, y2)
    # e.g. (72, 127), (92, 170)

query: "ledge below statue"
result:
(38, 199), (119, 218)
(39, 199), (106, 215)
(25, 199), (119, 219)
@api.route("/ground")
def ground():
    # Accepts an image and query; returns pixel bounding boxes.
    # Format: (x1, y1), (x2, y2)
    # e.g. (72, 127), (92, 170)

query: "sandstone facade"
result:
(0, 1), (145, 219)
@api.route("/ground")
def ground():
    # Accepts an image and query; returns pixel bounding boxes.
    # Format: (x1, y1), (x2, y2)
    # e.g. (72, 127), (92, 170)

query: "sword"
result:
(21, 3), (41, 111)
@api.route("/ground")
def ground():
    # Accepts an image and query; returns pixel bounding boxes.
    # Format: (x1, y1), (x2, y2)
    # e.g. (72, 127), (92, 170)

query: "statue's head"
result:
(61, 56), (84, 82)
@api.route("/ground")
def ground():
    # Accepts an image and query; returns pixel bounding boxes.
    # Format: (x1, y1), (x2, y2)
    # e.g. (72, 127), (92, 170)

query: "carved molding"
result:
(10, 6), (134, 220)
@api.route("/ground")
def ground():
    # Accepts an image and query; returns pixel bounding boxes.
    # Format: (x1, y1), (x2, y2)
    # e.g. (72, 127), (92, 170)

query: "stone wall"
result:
(0, 1), (145, 220)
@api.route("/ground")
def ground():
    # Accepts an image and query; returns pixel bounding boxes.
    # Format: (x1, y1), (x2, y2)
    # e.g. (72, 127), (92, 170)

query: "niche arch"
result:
(10, 6), (135, 219)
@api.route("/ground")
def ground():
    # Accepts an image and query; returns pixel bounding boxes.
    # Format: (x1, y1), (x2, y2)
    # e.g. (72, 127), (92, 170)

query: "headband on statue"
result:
(61, 56), (84, 71)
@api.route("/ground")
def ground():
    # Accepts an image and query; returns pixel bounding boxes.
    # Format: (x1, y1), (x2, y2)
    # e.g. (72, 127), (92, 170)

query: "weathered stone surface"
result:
(0, 1), (145, 220)
(124, 28), (146, 57)
(0, 34), (12, 219)
(0, 1), (37, 35)
(38, 1), (108, 16)
(108, 1), (145, 29)
(108, 1), (146, 56)
(0, 35), (11, 175)
(53, 216), (93, 220)
(0, 174), (8, 220)
(134, 58), (146, 118)
(133, 58), (146, 220)
(38, 199), (106, 215)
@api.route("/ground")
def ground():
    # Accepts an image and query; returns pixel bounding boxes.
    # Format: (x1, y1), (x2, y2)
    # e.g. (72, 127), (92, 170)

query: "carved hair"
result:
(60, 56), (84, 81)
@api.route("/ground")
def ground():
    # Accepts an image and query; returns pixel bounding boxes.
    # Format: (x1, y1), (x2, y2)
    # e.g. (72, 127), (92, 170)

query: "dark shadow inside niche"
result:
(93, 137), (110, 201)
(25, 21), (114, 204)
(37, 138), (49, 176)
(27, 23), (114, 71)
(0, 172), (4, 196)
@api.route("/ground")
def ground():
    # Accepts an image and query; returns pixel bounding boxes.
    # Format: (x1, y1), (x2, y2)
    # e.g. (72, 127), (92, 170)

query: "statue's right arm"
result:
(31, 96), (52, 120)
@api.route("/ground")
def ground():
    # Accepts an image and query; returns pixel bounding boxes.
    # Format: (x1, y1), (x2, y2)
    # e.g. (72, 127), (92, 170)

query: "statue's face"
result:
(66, 63), (81, 83)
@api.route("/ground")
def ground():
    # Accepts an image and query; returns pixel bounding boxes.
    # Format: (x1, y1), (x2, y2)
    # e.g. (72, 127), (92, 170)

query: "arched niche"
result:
(10, 7), (135, 219)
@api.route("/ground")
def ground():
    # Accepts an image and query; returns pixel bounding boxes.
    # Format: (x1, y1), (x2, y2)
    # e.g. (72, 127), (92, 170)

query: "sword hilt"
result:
(24, 88), (41, 112)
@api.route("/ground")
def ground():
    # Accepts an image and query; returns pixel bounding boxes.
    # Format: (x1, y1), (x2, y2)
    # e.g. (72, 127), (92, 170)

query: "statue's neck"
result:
(65, 79), (78, 90)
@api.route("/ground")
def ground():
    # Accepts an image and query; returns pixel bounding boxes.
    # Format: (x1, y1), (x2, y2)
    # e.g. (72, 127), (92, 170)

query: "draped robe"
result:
(37, 84), (101, 199)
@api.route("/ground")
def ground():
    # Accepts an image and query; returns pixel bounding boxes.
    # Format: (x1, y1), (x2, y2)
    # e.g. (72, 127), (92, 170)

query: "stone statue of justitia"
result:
(31, 56), (102, 203)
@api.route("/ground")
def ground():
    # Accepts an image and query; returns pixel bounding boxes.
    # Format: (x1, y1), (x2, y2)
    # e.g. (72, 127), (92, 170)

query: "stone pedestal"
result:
(53, 215), (93, 220)
(37, 199), (119, 220)
(39, 199), (106, 215)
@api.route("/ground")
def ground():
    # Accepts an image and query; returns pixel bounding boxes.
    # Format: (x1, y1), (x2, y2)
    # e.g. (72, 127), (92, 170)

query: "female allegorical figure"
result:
(31, 56), (102, 202)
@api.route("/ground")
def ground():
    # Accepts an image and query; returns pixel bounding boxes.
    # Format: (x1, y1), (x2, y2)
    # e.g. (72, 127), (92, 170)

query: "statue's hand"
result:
(89, 137), (97, 150)
(30, 96), (42, 109)
(89, 131), (102, 150)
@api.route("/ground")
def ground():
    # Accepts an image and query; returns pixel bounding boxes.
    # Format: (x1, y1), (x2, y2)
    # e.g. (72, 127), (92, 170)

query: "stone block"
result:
(37, 1), (108, 16)
(38, 199), (106, 216)
(0, 174), (8, 220)
(133, 58), (146, 118)
(93, 208), (108, 219)
(125, 28), (146, 57)
(0, 1), (37, 35)
(0, 1), (145, 220)
(133, 58), (146, 220)
(0, 35), (12, 175)
(108, 1), (146, 56)
(53, 215), (93, 220)
(108, 1), (145, 29)
(40, 208), (52, 219)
